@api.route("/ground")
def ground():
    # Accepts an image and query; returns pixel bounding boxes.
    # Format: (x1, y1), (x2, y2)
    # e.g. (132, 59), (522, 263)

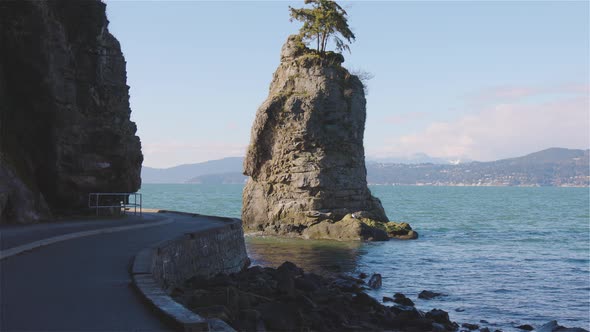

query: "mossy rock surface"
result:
(302, 216), (388, 241)
(298, 214), (418, 241)
(358, 216), (418, 240)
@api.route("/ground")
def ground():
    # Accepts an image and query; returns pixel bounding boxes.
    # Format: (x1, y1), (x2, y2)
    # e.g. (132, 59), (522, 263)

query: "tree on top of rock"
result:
(289, 0), (355, 54)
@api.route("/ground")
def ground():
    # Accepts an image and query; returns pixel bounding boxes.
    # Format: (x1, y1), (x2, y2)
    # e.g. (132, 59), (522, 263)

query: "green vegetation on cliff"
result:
(289, 0), (355, 54)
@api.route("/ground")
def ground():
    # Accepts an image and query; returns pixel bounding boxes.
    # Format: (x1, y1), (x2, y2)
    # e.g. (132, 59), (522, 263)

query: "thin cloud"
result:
(467, 83), (589, 104)
(383, 111), (428, 125)
(370, 85), (589, 161)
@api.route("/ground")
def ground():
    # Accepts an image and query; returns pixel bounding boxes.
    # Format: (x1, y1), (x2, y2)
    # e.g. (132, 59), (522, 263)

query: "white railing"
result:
(88, 192), (142, 216)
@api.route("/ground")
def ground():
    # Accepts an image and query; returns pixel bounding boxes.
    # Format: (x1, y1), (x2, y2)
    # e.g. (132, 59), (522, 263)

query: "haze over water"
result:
(139, 184), (590, 331)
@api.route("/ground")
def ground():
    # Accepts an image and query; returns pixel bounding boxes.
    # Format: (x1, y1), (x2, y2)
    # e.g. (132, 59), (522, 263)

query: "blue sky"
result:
(105, 1), (589, 168)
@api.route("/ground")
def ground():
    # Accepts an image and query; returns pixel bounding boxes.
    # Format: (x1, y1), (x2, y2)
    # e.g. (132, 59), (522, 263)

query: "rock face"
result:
(174, 261), (459, 331)
(242, 35), (412, 241)
(0, 0), (142, 224)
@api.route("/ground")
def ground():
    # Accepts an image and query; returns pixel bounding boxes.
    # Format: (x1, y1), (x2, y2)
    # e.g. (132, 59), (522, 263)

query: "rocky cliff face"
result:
(242, 36), (416, 241)
(0, 0), (142, 224)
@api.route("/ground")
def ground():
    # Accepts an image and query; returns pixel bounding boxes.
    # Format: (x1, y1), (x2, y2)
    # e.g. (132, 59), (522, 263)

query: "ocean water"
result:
(139, 184), (590, 330)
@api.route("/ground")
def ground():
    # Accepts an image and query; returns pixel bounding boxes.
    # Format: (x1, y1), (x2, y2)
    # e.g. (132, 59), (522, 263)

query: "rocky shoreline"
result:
(244, 218), (418, 241)
(172, 261), (456, 331)
(171, 261), (589, 332)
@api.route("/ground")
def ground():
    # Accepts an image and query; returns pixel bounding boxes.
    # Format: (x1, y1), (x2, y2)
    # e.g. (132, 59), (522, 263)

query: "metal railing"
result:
(88, 192), (142, 216)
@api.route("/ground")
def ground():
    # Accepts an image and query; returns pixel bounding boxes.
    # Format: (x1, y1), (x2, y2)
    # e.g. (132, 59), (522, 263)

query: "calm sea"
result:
(139, 184), (590, 331)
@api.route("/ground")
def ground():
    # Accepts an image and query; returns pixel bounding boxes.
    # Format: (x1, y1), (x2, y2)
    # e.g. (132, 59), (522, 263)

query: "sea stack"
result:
(0, 0), (143, 224)
(242, 35), (416, 241)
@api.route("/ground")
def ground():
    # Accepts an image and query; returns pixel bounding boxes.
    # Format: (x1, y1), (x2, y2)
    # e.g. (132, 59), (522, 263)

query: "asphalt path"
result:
(0, 212), (227, 331)
(0, 214), (160, 250)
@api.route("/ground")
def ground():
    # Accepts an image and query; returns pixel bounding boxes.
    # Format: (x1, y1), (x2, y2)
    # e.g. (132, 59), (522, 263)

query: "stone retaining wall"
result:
(151, 217), (249, 290)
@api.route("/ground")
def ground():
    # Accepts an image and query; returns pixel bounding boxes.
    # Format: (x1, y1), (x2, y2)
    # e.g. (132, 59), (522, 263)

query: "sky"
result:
(105, 0), (589, 168)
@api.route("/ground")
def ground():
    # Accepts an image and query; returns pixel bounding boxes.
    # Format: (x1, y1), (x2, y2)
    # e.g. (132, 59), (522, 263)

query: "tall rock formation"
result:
(0, 0), (143, 224)
(242, 36), (416, 241)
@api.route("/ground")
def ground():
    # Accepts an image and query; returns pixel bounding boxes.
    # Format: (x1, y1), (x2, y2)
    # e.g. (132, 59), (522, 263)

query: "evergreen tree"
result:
(289, 0), (355, 54)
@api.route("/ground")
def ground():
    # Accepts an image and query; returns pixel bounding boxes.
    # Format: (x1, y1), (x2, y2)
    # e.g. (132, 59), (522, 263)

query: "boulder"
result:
(426, 309), (458, 330)
(352, 292), (381, 310)
(462, 323), (480, 330)
(538, 320), (589, 332)
(237, 309), (262, 331)
(301, 215), (390, 241)
(426, 309), (451, 324)
(393, 293), (415, 306)
(332, 276), (363, 293)
(256, 302), (300, 331)
(406, 317), (436, 331)
(539, 321), (562, 332)
(277, 261), (304, 277)
(391, 305), (424, 322)
(419, 290), (444, 300)
(432, 323), (448, 332)
(294, 275), (320, 292)
(368, 273), (382, 289)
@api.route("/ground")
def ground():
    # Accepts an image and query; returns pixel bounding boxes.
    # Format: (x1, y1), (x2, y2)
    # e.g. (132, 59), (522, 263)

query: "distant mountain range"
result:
(142, 157), (243, 184)
(141, 148), (589, 187)
(367, 148), (589, 187)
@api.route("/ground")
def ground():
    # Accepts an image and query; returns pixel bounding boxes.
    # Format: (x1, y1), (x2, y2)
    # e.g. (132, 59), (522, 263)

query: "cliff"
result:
(242, 36), (416, 241)
(0, 0), (143, 224)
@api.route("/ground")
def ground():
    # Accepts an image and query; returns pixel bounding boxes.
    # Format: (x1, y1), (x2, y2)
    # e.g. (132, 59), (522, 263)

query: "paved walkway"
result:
(0, 213), (163, 250)
(0, 212), (228, 331)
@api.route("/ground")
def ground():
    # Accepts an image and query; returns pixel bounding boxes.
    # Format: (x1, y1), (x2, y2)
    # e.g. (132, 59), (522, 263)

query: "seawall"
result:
(132, 211), (249, 331)
(151, 214), (249, 291)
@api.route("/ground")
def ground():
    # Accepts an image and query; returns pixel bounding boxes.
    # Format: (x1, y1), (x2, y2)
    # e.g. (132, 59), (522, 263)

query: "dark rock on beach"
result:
(331, 274), (364, 292)
(426, 309), (459, 331)
(517, 324), (534, 331)
(173, 261), (458, 332)
(537, 320), (589, 332)
(394, 293), (415, 306)
(368, 273), (382, 289)
(419, 290), (444, 300)
(462, 323), (480, 330)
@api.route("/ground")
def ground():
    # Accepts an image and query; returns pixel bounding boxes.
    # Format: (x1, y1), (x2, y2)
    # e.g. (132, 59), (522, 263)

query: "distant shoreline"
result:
(142, 148), (589, 187)
(141, 182), (589, 188)
(367, 183), (590, 188)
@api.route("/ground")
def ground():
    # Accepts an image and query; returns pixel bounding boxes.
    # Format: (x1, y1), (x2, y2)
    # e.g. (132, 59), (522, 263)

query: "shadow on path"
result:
(0, 212), (225, 331)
